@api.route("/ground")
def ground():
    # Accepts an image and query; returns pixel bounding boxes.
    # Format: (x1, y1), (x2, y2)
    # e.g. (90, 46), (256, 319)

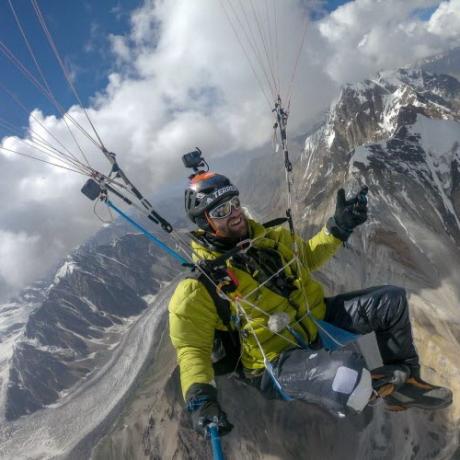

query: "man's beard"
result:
(222, 215), (248, 241)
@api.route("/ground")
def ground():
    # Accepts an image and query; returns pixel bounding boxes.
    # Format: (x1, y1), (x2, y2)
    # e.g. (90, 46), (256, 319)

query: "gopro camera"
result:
(81, 178), (102, 201)
(182, 147), (207, 172)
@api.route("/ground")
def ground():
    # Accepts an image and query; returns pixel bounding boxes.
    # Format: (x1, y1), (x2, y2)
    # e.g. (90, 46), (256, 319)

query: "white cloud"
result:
(109, 34), (131, 63)
(0, 231), (41, 287)
(317, 0), (459, 84)
(428, 0), (460, 37)
(2, 0), (460, 297)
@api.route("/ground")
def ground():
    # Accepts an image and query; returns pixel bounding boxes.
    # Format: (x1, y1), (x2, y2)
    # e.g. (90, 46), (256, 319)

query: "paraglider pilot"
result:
(168, 153), (452, 437)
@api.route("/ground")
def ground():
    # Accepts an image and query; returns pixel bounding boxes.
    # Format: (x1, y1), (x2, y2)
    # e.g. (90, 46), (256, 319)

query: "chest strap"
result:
(189, 271), (232, 328)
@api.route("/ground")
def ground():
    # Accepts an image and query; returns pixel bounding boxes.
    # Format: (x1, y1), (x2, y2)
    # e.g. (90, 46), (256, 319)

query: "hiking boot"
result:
(371, 364), (410, 399)
(384, 375), (453, 412)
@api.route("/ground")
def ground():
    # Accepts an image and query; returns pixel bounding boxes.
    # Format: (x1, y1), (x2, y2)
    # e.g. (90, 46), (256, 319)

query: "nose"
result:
(229, 205), (241, 218)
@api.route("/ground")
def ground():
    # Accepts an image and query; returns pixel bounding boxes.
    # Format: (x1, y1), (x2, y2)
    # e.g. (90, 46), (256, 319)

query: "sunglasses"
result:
(208, 196), (241, 219)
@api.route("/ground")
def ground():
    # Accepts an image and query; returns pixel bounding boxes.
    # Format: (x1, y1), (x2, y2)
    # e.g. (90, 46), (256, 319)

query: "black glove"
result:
(186, 383), (233, 437)
(326, 186), (368, 241)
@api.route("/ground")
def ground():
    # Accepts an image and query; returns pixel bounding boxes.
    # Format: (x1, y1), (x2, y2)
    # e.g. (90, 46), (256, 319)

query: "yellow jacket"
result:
(168, 219), (342, 398)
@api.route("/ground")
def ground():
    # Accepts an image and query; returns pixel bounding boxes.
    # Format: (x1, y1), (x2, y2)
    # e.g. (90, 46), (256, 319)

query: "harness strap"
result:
(188, 271), (233, 328)
(262, 217), (288, 228)
(188, 270), (242, 373)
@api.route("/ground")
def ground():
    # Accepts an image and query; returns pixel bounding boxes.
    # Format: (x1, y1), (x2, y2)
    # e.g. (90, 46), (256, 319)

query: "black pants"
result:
(255, 285), (420, 409)
(324, 285), (420, 375)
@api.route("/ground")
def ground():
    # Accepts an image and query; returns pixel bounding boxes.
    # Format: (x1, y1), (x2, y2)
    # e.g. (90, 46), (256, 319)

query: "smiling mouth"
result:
(228, 216), (242, 227)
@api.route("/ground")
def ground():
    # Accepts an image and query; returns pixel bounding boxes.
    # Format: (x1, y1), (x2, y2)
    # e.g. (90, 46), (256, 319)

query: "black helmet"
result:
(185, 171), (239, 231)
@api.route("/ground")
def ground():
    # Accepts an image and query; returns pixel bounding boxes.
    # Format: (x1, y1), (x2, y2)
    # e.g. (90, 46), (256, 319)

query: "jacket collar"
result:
(190, 219), (266, 260)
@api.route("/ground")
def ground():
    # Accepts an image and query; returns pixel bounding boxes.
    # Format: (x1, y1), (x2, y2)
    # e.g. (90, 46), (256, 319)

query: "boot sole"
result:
(385, 398), (453, 411)
(385, 404), (408, 412)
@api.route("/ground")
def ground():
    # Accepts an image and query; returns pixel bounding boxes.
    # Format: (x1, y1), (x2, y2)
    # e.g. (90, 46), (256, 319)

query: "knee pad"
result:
(385, 286), (409, 325)
(273, 347), (373, 417)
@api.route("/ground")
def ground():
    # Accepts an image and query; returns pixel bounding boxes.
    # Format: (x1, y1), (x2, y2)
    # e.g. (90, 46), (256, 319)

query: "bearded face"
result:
(206, 198), (248, 240)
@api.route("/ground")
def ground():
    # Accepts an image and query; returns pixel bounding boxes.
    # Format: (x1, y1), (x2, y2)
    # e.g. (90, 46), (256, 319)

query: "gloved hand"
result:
(326, 186), (368, 241)
(186, 383), (234, 436)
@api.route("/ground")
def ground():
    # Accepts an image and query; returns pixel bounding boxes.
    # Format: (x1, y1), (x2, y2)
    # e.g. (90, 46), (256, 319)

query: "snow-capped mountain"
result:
(1, 65), (460, 459)
(0, 230), (179, 422)
(297, 67), (460, 293)
(294, 66), (460, 449)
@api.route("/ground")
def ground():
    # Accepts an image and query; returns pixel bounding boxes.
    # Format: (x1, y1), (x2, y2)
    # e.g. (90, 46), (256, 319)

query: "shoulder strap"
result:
(262, 217), (288, 228)
(188, 271), (232, 328)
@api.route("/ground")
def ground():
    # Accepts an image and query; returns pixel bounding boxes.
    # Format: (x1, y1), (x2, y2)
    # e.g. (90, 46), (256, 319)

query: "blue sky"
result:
(323, 0), (354, 12)
(320, 0), (438, 19)
(413, 5), (439, 20)
(0, 0), (141, 136)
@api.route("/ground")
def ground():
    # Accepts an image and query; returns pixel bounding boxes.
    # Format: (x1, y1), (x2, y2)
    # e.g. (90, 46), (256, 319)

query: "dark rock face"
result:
(7, 343), (87, 420)
(453, 159), (460, 216)
(4, 233), (179, 421)
(421, 46), (460, 82)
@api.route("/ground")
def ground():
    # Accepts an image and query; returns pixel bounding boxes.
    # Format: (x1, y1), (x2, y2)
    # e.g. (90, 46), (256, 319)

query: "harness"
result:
(187, 218), (291, 376)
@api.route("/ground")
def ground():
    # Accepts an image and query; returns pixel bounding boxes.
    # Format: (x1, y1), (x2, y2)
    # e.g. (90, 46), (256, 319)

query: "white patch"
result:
(268, 312), (290, 333)
(357, 332), (383, 370)
(54, 260), (77, 283)
(332, 366), (358, 394)
(349, 146), (371, 173)
(347, 369), (373, 412)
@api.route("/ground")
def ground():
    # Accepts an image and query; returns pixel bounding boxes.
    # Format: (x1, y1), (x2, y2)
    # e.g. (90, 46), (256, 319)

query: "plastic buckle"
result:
(225, 268), (239, 287)
(236, 238), (253, 253)
(216, 268), (239, 299)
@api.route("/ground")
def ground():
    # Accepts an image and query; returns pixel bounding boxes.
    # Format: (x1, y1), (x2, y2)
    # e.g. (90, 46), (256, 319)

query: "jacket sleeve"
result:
(168, 278), (218, 400)
(296, 226), (342, 272)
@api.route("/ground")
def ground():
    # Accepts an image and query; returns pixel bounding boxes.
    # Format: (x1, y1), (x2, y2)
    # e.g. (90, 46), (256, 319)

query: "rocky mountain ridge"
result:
(296, 67), (460, 286)
(0, 231), (179, 422)
(1, 64), (460, 459)
(295, 66), (460, 433)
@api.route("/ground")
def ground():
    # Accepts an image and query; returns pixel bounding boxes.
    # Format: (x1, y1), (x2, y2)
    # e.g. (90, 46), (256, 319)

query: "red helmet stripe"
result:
(190, 171), (216, 184)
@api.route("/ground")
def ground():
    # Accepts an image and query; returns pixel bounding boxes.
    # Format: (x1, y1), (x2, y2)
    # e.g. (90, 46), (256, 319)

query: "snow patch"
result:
(0, 306), (30, 416)
(349, 146), (371, 174)
(325, 126), (335, 148)
(411, 116), (460, 158)
(379, 87), (404, 135)
(142, 293), (158, 304)
(411, 115), (460, 230)
(54, 260), (77, 283)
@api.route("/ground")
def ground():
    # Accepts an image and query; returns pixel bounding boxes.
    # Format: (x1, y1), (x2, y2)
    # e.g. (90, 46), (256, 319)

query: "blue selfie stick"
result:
(208, 423), (225, 460)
